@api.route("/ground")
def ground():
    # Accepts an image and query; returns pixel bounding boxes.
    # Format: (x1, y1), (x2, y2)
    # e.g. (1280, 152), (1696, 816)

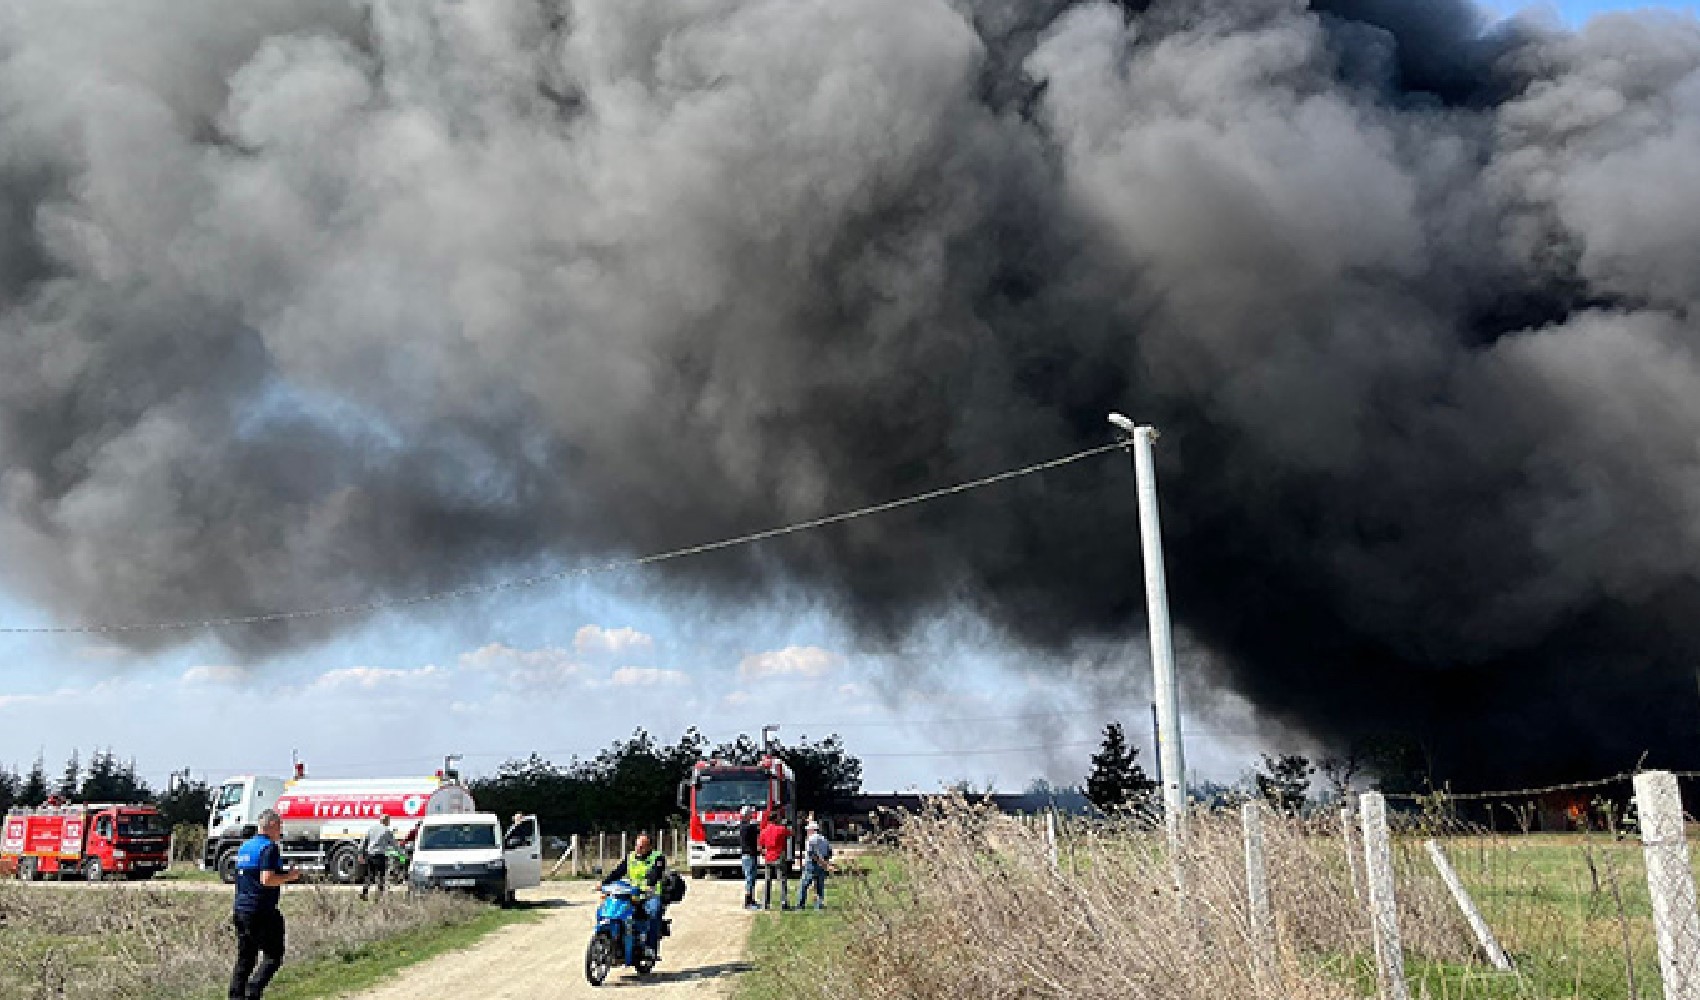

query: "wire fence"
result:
(795, 771), (1700, 1000)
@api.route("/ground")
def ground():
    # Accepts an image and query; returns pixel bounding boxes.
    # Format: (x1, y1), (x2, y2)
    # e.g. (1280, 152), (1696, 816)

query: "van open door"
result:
(502, 816), (542, 895)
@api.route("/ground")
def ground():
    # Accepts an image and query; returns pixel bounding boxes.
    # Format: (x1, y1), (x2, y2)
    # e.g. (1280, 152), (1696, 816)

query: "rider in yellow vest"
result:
(601, 834), (668, 956)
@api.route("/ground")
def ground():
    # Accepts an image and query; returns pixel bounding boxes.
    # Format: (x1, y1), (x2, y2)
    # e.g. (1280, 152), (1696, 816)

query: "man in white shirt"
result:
(795, 820), (834, 910)
(360, 815), (398, 899)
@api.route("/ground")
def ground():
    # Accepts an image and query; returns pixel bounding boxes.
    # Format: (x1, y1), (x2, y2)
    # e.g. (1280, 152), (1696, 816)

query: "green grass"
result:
(737, 905), (849, 1000)
(259, 904), (541, 1000)
(154, 865), (220, 882)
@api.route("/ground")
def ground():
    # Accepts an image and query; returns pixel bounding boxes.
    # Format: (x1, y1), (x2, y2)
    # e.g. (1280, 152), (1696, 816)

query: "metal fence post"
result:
(1636, 770), (1700, 1000)
(1242, 802), (1276, 991)
(1360, 792), (1409, 1000)
(1425, 840), (1512, 970)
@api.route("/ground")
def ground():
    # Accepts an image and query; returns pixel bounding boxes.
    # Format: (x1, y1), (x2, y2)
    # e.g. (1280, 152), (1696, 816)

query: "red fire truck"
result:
(2, 802), (171, 881)
(679, 755), (795, 878)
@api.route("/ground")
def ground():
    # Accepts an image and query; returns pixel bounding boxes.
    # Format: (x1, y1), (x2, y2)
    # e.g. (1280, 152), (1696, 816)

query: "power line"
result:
(0, 442), (1125, 635)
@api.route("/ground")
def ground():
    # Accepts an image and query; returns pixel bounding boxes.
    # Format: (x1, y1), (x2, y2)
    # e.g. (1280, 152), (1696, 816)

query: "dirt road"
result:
(346, 876), (756, 999)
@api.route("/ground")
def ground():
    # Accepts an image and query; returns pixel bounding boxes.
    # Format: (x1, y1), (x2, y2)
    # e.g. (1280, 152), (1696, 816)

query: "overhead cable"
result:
(0, 442), (1125, 634)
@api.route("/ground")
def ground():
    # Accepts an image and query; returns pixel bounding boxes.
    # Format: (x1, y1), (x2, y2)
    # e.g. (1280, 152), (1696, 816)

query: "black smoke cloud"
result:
(5, 0), (1700, 785)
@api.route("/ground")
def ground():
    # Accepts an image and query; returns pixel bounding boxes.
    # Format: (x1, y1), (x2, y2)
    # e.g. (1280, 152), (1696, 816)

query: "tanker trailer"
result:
(203, 769), (475, 883)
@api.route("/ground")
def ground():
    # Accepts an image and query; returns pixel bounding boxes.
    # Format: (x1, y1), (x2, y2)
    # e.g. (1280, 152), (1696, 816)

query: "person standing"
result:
(229, 809), (300, 1000)
(758, 812), (792, 911)
(738, 805), (761, 910)
(360, 815), (397, 900)
(795, 820), (833, 910)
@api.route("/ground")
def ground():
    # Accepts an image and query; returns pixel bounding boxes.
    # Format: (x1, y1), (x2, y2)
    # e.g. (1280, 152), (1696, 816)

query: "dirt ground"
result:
(345, 875), (756, 999)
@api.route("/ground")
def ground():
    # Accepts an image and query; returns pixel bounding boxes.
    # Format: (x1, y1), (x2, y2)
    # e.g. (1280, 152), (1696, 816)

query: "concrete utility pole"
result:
(1110, 414), (1187, 847)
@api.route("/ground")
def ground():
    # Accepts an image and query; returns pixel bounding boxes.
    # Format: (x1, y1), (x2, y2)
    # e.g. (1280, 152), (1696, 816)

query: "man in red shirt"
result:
(757, 814), (792, 911)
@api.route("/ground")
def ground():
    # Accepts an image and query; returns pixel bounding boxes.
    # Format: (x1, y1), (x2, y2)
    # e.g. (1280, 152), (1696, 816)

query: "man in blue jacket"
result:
(229, 809), (301, 1000)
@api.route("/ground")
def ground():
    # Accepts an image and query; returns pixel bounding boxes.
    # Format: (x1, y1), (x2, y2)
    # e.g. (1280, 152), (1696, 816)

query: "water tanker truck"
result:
(203, 768), (475, 883)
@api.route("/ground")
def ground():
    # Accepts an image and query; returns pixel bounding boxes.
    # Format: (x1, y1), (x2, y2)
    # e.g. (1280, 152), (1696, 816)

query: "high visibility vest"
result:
(627, 850), (663, 888)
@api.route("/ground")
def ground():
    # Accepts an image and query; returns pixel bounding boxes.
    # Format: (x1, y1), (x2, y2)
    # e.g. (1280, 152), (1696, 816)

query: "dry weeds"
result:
(783, 799), (1478, 1000)
(0, 879), (484, 1000)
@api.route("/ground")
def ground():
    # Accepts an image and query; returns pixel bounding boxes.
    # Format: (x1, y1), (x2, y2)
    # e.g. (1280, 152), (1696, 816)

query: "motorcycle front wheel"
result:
(585, 931), (616, 986)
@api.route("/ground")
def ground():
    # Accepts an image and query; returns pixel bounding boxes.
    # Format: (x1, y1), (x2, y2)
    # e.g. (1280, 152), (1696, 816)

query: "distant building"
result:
(815, 789), (1093, 842)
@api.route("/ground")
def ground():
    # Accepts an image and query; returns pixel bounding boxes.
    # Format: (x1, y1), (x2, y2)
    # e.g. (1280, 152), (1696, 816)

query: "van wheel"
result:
(217, 849), (239, 884)
(83, 858), (104, 882)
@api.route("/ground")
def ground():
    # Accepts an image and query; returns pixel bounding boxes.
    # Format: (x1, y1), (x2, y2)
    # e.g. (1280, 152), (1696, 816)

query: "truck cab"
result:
(407, 812), (542, 904)
(203, 776), (287, 880)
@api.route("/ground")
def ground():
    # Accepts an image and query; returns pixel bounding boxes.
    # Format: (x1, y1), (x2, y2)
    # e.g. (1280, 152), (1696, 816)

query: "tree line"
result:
(1083, 720), (1439, 815)
(469, 727), (864, 835)
(0, 750), (215, 829)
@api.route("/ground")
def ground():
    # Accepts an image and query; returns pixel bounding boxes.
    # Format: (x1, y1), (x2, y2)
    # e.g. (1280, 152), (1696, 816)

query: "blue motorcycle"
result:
(585, 879), (662, 985)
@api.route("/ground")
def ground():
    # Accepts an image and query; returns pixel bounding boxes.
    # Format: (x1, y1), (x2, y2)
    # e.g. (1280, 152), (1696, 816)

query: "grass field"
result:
(0, 880), (535, 1000)
(732, 811), (1690, 1000)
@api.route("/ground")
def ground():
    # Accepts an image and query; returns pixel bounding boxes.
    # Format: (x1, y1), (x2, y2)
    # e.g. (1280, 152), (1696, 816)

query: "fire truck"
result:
(2, 802), (171, 881)
(203, 766), (475, 883)
(679, 755), (795, 878)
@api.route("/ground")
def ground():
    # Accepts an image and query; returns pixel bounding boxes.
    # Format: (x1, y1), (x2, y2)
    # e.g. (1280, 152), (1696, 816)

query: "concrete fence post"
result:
(619, 831), (628, 867)
(597, 832), (606, 876)
(571, 834), (581, 877)
(1425, 840), (1512, 970)
(1045, 810), (1059, 871)
(1635, 770), (1700, 1000)
(1360, 792), (1409, 1000)
(1241, 802), (1276, 990)
(1340, 807), (1364, 903)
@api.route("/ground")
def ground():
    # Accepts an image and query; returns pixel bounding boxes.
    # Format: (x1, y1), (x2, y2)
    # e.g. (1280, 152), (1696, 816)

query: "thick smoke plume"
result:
(5, 0), (1700, 785)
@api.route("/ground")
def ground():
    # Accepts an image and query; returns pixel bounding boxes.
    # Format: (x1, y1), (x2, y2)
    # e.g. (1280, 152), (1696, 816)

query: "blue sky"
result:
(1497, 0), (1698, 22)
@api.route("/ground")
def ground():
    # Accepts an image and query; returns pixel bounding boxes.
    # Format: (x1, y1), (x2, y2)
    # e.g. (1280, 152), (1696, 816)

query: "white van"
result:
(407, 812), (542, 904)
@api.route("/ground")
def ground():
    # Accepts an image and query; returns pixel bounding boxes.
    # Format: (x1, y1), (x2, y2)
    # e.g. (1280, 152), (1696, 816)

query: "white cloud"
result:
(606, 667), (690, 688)
(308, 665), (444, 692)
(722, 690), (752, 707)
(738, 646), (843, 681)
(181, 665), (245, 685)
(573, 625), (655, 659)
(458, 643), (585, 683)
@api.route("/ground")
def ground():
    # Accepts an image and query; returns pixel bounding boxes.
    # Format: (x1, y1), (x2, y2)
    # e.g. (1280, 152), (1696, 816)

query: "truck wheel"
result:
(126, 871), (155, 881)
(689, 867), (703, 880)
(328, 845), (360, 884)
(19, 858), (38, 882)
(83, 858), (104, 882)
(217, 849), (239, 885)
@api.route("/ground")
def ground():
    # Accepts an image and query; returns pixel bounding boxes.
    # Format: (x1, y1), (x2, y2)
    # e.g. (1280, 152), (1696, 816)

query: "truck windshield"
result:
(695, 780), (768, 811)
(216, 784), (245, 808)
(117, 814), (168, 837)
(419, 823), (498, 851)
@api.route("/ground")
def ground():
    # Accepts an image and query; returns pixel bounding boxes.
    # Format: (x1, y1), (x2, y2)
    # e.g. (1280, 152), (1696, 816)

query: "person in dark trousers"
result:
(601, 833), (668, 957)
(360, 814), (397, 900)
(229, 809), (300, 1000)
(758, 813), (792, 911)
(738, 805), (761, 910)
(795, 819), (834, 910)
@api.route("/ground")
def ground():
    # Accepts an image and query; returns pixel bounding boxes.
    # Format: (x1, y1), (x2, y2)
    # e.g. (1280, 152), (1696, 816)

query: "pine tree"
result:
(0, 766), (17, 815)
(1085, 722), (1157, 813)
(1254, 753), (1315, 814)
(20, 755), (49, 807)
(57, 749), (80, 801)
